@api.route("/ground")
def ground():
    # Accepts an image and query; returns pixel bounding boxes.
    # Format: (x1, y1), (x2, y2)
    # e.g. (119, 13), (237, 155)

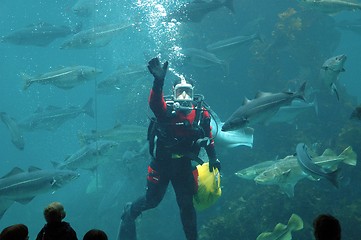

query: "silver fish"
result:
(60, 22), (135, 49)
(78, 124), (147, 145)
(320, 54), (347, 100)
(206, 33), (262, 60)
(96, 65), (148, 94)
(0, 22), (79, 47)
(0, 167), (79, 218)
(0, 112), (25, 150)
(21, 65), (102, 90)
(53, 140), (118, 171)
(18, 98), (94, 132)
(222, 82), (306, 131)
(182, 48), (227, 69)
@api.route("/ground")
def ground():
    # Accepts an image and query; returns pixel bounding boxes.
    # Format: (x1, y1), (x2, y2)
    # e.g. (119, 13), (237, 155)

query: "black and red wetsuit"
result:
(128, 83), (217, 240)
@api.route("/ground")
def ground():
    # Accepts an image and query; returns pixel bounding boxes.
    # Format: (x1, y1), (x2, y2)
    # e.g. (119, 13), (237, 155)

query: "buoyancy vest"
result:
(147, 94), (209, 161)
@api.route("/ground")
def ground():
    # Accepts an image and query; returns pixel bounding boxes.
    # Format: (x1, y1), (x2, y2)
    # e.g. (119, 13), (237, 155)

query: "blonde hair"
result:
(44, 202), (66, 223)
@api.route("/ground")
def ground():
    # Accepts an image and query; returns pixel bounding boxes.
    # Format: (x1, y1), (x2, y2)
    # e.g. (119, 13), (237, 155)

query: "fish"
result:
(0, 166), (79, 218)
(0, 112), (25, 150)
(350, 105), (361, 121)
(209, 108), (254, 148)
(256, 214), (303, 240)
(222, 82), (306, 131)
(336, 18), (361, 36)
(78, 124), (147, 145)
(166, 0), (234, 22)
(72, 0), (97, 17)
(320, 54), (347, 100)
(235, 161), (276, 180)
(60, 22), (135, 49)
(21, 65), (102, 90)
(298, 0), (361, 15)
(267, 97), (318, 124)
(18, 98), (94, 132)
(296, 143), (340, 188)
(0, 22), (80, 47)
(206, 33), (262, 60)
(181, 48), (227, 70)
(253, 146), (356, 197)
(52, 140), (118, 171)
(96, 65), (148, 94)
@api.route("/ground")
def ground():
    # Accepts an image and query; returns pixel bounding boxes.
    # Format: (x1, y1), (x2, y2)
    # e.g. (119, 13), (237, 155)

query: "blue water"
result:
(1, 0), (361, 239)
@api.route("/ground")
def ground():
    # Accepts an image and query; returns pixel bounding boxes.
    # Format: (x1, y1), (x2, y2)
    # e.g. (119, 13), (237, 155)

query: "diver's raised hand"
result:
(147, 57), (168, 87)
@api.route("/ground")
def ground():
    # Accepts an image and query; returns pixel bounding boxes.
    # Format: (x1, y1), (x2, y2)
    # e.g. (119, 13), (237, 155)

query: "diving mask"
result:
(174, 77), (194, 101)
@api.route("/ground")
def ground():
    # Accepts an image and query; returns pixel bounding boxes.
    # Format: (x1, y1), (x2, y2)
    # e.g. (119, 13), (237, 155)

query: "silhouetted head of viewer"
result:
(313, 214), (341, 240)
(0, 224), (28, 240)
(44, 201), (66, 223)
(83, 229), (108, 240)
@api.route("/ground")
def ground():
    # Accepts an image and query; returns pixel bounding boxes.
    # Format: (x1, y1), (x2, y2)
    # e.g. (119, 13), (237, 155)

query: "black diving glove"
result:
(147, 57), (168, 88)
(209, 159), (221, 172)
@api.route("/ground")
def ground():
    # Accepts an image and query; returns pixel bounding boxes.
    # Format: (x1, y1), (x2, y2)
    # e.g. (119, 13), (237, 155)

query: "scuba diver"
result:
(117, 57), (221, 240)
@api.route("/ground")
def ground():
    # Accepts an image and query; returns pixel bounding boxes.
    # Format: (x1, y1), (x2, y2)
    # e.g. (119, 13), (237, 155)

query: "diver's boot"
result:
(118, 202), (137, 240)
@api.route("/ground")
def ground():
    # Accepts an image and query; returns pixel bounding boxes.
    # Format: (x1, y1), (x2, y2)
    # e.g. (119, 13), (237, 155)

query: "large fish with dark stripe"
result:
(222, 82), (306, 131)
(0, 167), (79, 218)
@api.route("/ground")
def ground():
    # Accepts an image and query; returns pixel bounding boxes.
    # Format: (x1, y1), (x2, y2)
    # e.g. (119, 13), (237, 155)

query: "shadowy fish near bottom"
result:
(256, 213), (303, 240)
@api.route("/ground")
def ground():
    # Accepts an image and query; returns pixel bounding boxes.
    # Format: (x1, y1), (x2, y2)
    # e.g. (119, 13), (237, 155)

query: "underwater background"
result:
(1, 0), (361, 239)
